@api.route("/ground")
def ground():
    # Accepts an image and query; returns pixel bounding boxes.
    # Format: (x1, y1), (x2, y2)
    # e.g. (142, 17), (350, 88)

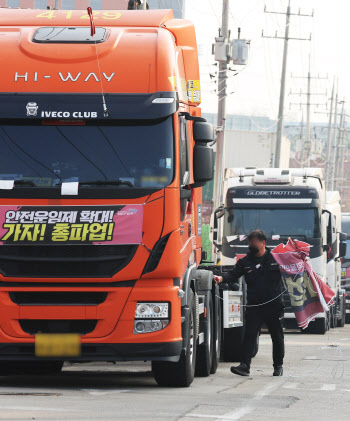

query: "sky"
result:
(184, 0), (350, 123)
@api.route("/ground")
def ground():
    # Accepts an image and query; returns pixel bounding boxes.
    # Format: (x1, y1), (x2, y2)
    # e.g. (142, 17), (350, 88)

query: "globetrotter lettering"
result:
(0, 205), (144, 245)
(246, 191), (301, 196)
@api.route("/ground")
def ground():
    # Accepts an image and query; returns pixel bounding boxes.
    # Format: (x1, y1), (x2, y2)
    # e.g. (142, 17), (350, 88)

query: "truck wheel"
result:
(337, 297), (346, 327)
(152, 289), (197, 387)
(307, 318), (327, 334)
(196, 294), (213, 377)
(210, 290), (221, 374)
(251, 332), (260, 358)
(222, 325), (245, 362)
(330, 306), (337, 328)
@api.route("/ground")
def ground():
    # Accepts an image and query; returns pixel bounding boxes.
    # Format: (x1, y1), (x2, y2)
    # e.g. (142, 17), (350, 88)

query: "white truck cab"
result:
(212, 168), (347, 334)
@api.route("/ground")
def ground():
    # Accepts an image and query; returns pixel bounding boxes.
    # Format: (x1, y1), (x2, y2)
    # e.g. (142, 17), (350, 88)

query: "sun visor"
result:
(0, 92), (178, 120)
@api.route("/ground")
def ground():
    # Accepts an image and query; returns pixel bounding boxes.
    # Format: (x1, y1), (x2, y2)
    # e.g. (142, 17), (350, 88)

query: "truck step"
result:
(198, 295), (205, 315)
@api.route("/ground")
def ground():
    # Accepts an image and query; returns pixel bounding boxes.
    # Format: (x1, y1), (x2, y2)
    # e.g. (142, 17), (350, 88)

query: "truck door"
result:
(179, 116), (192, 250)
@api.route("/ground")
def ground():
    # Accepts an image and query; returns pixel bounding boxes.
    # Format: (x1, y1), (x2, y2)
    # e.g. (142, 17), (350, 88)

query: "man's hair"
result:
(247, 229), (266, 242)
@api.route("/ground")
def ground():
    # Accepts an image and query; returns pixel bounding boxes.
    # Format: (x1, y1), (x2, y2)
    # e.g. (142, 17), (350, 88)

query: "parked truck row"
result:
(0, 7), (347, 388)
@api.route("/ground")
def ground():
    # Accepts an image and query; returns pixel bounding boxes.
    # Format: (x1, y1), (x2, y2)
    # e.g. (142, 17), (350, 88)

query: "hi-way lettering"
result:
(14, 72), (115, 83)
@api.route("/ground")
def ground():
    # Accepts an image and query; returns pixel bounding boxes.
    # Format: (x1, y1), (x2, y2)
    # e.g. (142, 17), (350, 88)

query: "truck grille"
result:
(9, 292), (108, 306)
(0, 245), (138, 278)
(19, 319), (97, 335)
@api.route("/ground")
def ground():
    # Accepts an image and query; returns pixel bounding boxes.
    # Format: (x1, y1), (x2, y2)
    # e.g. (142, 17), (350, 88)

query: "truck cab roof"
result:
(224, 167), (326, 206)
(0, 8), (200, 104)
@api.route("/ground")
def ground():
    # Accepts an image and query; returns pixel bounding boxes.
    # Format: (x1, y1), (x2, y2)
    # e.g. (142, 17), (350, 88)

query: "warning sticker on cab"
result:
(0, 205), (143, 246)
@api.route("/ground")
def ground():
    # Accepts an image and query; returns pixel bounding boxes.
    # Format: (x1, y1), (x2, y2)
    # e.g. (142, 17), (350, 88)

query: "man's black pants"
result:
(241, 301), (284, 368)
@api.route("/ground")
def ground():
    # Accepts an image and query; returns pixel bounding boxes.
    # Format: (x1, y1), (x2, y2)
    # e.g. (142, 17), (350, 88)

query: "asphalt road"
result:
(0, 326), (349, 421)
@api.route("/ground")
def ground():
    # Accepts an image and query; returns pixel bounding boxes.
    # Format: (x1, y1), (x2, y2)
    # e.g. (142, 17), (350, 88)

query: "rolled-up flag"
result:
(272, 238), (335, 329)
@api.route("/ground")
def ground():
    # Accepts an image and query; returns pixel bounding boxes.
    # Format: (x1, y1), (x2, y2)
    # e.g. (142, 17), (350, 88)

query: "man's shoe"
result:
(273, 366), (283, 376)
(230, 363), (250, 376)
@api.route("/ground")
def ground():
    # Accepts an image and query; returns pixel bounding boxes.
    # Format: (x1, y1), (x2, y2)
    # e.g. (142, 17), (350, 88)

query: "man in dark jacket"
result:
(215, 229), (284, 377)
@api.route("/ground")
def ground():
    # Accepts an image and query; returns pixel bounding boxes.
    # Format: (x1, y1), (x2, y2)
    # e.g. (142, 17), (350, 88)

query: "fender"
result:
(181, 263), (198, 307)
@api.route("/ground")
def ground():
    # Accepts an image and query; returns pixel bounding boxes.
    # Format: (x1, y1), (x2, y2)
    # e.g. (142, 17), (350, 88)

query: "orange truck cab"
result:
(0, 8), (226, 386)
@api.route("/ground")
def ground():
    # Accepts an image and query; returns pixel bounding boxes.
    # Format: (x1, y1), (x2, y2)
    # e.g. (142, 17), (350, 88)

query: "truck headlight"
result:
(135, 302), (169, 319)
(134, 302), (170, 334)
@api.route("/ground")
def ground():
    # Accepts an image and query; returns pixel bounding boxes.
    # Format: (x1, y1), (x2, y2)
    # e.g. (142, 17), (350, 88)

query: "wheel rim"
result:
(207, 308), (211, 356)
(189, 311), (194, 365)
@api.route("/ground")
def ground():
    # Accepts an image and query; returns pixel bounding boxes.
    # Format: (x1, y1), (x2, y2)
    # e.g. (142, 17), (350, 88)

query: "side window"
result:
(179, 116), (189, 187)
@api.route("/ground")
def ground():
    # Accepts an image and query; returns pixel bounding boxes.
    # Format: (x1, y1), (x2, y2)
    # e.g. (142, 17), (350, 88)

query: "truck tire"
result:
(337, 296), (346, 327)
(251, 332), (259, 358)
(305, 317), (327, 334)
(152, 289), (197, 387)
(330, 305), (337, 329)
(210, 289), (221, 374)
(222, 325), (245, 362)
(196, 294), (213, 377)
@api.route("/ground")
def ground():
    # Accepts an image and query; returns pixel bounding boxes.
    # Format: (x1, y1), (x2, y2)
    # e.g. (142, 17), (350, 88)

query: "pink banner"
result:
(272, 238), (335, 329)
(0, 205), (143, 245)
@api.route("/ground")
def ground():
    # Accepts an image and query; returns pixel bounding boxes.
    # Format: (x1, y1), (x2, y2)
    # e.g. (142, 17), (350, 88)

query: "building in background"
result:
(203, 113), (277, 133)
(224, 130), (290, 169)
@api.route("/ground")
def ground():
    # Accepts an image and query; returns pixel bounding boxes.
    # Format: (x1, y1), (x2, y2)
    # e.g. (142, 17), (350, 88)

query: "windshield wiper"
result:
(78, 180), (134, 188)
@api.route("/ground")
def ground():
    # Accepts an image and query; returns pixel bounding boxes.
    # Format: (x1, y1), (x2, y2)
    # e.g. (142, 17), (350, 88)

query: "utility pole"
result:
(213, 0), (230, 212)
(330, 90), (339, 190)
(340, 125), (349, 199)
(289, 63), (327, 166)
(299, 112), (304, 164)
(334, 100), (346, 190)
(339, 117), (347, 199)
(262, 1), (313, 167)
(306, 56), (312, 165)
(326, 78), (336, 188)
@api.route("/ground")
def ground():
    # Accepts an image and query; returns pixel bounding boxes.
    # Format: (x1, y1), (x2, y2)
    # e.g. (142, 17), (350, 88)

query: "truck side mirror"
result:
(339, 232), (347, 258)
(193, 143), (214, 183)
(193, 121), (215, 143)
(214, 206), (225, 219)
(192, 121), (215, 185)
(212, 206), (224, 244)
(339, 242), (347, 259)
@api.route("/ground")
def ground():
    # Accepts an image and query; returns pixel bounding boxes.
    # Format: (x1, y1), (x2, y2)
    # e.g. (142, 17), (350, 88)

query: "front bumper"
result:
(0, 341), (182, 362)
(0, 278), (183, 361)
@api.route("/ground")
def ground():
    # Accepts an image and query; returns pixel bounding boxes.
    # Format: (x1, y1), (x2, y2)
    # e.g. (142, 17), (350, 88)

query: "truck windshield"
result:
(0, 117), (174, 189)
(224, 208), (321, 239)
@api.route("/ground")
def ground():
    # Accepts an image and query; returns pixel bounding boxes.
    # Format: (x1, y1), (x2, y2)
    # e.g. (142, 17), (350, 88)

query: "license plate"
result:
(35, 333), (81, 357)
(342, 270), (347, 278)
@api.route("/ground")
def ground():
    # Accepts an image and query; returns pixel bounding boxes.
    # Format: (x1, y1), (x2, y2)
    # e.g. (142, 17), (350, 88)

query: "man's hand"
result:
(214, 275), (223, 284)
